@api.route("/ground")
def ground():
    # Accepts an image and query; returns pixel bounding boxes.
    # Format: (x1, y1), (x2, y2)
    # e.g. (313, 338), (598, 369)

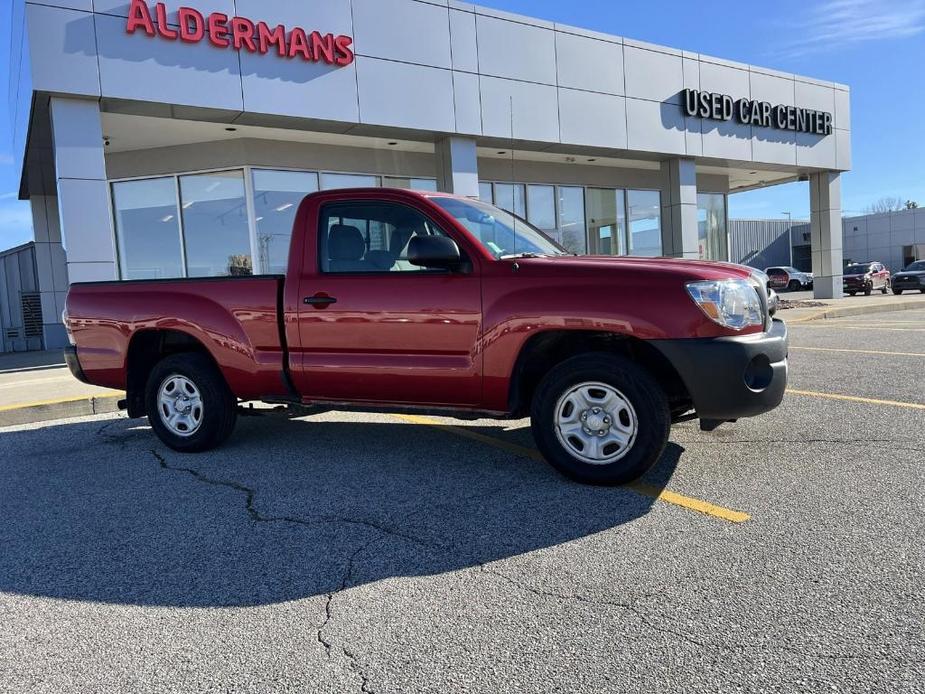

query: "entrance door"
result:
(293, 199), (483, 407)
(586, 188), (626, 255)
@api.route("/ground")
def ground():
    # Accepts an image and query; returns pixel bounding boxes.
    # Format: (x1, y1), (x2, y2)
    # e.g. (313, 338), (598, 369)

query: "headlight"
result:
(686, 279), (763, 330)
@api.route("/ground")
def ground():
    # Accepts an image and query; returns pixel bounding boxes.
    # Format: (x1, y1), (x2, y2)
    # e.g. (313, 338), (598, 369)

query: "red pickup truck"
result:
(64, 188), (788, 485)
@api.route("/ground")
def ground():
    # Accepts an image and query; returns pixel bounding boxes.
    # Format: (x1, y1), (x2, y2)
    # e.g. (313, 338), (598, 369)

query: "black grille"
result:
(20, 292), (43, 338)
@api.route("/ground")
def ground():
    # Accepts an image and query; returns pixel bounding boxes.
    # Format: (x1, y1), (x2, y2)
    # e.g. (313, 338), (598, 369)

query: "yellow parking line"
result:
(787, 389), (925, 410)
(790, 346), (925, 358)
(394, 413), (750, 524)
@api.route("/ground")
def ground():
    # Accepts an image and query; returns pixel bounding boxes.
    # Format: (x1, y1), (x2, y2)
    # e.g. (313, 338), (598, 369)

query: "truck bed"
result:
(66, 276), (290, 401)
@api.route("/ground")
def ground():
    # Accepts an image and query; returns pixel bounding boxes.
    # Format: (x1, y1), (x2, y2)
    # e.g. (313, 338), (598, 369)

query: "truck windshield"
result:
(845, 264), (870, 274)
(429, 196), (568, 259)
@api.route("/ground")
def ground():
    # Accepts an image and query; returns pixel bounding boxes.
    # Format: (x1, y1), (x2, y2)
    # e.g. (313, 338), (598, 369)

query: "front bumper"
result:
(650, 319), (788, 421)
(893, 276), (924, 289)
(63, 345), (89, 384)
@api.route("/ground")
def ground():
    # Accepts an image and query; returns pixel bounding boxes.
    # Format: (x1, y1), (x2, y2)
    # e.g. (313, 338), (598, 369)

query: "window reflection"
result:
(253, 170), (319, 274)
(493, 183), (526, 218)
(697, 193), (728, 261)
(321, 173), (378, 190)
(557, 187), (586, 254)
(627, 190), (662, 257)
(382, 177), (438, 191)
(112, 177), (184, 280)
(180, 171), (252, 277)
(527, 185), (556, 231)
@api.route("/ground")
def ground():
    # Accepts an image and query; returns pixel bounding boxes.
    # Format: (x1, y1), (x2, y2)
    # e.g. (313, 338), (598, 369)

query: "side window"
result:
(319, 202), (450, 274)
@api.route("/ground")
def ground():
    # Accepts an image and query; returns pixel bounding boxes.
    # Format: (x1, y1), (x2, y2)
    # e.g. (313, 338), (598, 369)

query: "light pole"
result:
(782, 212), (793, 267)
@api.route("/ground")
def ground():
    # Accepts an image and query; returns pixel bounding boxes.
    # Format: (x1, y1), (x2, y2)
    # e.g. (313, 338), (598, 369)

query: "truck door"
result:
(292, 199), (483, 406)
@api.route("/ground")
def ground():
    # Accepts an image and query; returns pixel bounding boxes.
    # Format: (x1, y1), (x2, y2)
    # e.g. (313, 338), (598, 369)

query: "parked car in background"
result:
(843, 262), (891, 296)
(892, 260), (925, 294)
(765, 266), (814, 291)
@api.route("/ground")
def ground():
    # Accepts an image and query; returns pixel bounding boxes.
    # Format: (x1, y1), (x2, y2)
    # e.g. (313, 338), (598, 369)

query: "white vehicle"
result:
(765, 266), (814, 291)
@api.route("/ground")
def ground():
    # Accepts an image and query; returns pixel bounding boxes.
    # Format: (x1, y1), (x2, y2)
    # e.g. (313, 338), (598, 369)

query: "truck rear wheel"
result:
(530, 353), (670, 485)
(145, 353), (237, 453)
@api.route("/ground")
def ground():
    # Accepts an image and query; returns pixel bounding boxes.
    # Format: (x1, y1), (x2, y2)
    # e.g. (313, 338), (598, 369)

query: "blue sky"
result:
(1, 0), (924, 250)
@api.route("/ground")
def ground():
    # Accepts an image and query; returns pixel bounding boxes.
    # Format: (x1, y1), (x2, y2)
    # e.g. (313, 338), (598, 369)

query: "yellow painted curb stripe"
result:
(787, 389), (925, 410)
(394, 414), (750, 523)
(790, 346), (925, 358)
(0, 393), (122, 413)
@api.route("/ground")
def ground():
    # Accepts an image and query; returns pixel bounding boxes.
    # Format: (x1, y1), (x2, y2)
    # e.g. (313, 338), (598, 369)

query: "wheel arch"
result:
(125, 329), (225, 418)
(507, 329), (692, 419)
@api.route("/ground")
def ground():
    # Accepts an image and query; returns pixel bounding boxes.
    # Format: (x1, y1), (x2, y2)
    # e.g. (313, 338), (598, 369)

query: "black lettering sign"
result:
(680, 89), (833, 136)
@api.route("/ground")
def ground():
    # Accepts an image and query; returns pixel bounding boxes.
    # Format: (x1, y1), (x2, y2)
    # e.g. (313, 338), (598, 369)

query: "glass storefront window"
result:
(180, 170), (252, 277)
(253, 170), (320, 274)
(321, 173), (379, 190)
(382, 177), (438, 191)
(697, 193), (728, 261)
(526, 185), (557, 231)
(113, 177), (184, 280)
(586, 188), (626, 256)
(627, 190), (662, 257)
(479, 182), (493, 203)
(493, 183), (526, 218)
(557, 187), (586, 254)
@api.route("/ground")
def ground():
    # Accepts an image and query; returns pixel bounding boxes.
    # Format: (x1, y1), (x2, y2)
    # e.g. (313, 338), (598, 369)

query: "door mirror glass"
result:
(408, 235), (464, 270)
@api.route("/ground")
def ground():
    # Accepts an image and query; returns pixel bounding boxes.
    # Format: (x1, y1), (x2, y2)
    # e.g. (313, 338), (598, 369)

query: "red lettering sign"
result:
(125, 0), (354, 66)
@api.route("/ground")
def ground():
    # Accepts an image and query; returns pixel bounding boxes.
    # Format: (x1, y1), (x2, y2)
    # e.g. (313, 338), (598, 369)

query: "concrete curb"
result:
(785, 298), (925, 323)
(0, 394), (124, 427)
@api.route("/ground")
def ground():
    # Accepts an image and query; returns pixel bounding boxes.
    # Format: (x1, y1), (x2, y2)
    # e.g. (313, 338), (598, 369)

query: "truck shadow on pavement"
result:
(0, 414), (681, 607)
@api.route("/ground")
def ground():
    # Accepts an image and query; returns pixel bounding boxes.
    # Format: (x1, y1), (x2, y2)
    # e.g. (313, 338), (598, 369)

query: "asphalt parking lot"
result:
(1, 310), (923, 693)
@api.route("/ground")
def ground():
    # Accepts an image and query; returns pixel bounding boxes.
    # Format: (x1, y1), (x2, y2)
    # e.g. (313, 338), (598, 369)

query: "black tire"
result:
(530, 353), (670, 485)
(893, 288), (903, 295)
(788, 280), (801, 291)
(864, 284), (872, 296)
(848, 291), (856, 296)
(881, 281), (890, 294)
(145, 353), (237, 452)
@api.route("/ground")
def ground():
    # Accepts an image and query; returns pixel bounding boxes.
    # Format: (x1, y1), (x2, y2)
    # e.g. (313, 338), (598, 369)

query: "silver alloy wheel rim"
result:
(157, 374), (204, 437)
(553, 381), (638, 465)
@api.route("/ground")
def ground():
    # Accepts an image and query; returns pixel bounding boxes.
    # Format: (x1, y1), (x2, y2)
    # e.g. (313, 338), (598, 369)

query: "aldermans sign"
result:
(681, 88), (833, 136)
(126, 0), (355, 66)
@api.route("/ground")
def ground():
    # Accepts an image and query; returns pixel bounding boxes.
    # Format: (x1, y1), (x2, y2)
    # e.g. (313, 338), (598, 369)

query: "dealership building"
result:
(6, 0), (851, 351)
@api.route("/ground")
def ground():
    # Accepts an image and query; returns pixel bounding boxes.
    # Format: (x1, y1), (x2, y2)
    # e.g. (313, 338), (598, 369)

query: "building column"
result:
(809, 172), (843, 299)
(30, 195), (70, 349)
(659, 158), (699, 259)
(49, 97), (118, 284)
(435, 137), (480, 198)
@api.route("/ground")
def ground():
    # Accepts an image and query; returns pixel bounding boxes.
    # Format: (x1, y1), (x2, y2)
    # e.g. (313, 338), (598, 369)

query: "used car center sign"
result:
(681, 88), (833, 136)
(126, 0), (355, 66)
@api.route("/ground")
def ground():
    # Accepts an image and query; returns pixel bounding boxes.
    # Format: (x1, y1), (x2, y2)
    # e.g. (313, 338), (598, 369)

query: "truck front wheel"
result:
(530, 353), (670, 485)
(144, 353), (237, 453)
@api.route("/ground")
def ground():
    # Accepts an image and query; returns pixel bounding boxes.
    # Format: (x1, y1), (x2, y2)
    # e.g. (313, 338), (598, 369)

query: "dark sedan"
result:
(892, 260), (925, 294)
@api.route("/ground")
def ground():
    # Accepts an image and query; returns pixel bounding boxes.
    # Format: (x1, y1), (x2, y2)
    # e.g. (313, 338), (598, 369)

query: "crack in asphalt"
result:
(480, 564), (925, 666)
(145, 445), (402, 694)
(91, 419), (923, 685)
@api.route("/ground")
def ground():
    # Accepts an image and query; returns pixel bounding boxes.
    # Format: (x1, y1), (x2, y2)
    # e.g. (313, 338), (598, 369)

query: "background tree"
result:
(905, 200), (919, 209)
(865, 196), (906, 214)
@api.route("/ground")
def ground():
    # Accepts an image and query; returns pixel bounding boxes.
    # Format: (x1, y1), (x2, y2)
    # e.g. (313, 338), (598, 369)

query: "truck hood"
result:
(518, 254), (756, 282)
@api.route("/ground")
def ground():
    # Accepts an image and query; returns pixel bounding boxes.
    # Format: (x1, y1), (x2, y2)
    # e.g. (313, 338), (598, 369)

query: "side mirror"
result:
(407, 236), (467, 271)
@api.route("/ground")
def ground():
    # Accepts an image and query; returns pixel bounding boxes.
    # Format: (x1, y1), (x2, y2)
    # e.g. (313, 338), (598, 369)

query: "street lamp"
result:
(782, 212), (793, 267)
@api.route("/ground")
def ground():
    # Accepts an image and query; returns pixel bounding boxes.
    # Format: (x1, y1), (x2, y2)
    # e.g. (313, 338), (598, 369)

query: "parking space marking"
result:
(394, 414), (751, 524)
(790, 346), (925, 358)
(787, 389), (925, 410)
(789, 324), (925, 332)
